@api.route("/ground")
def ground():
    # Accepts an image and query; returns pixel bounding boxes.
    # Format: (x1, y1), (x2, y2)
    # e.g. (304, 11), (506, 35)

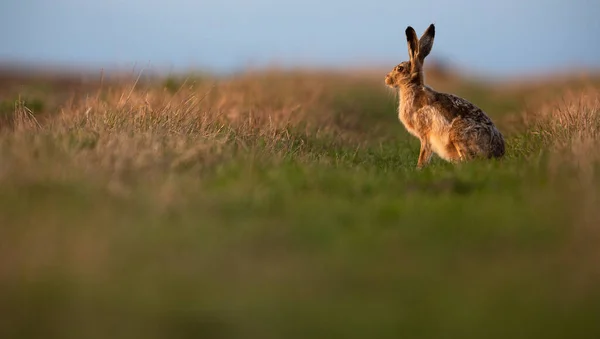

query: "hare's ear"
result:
(418, 24), (435, 62)
(405, 26), (419, 62)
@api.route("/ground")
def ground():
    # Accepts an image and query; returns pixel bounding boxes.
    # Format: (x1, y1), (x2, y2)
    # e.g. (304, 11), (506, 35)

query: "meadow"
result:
(1, 65), (600, 339)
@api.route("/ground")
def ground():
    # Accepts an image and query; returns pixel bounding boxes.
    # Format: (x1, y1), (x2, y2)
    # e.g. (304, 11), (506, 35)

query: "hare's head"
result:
(385, 61), (412, 88)
(385, 23), (435, 88)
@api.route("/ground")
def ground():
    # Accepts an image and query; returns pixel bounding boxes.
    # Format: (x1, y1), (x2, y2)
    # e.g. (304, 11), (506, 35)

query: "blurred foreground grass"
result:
(1, 67), (600, 339)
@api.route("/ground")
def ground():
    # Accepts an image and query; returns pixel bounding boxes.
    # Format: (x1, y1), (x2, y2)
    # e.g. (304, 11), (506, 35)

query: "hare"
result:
(385, 24), (505, 169)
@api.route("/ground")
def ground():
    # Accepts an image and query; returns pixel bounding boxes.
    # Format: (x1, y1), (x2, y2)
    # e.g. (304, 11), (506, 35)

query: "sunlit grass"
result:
(1, 69), (600, 339)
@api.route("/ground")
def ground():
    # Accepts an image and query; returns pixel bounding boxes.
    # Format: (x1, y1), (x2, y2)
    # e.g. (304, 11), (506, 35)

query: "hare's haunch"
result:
(385, 24), (505, 169)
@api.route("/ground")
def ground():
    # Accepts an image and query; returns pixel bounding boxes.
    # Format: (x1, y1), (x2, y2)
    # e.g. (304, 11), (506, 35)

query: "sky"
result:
(1, 0), (599, 77)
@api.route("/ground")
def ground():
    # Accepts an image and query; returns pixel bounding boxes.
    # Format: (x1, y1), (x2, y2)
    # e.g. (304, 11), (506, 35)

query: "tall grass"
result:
(1, 69), (600, 339)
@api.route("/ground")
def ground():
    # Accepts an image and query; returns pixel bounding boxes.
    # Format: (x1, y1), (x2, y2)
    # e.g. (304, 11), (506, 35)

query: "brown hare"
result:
(385, 24), (505, 169)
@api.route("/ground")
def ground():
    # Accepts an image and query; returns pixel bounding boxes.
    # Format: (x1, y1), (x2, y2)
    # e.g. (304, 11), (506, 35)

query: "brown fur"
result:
(385, 24), (505, 168)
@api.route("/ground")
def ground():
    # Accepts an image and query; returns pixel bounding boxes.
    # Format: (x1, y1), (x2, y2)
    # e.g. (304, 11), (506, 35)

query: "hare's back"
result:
(431, 92), (494, 124)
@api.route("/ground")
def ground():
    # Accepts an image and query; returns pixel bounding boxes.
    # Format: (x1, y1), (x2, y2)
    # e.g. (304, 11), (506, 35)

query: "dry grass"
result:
(1, 70), (402, 190)
(2, 68), (600, 339)
(523, 88), (600, 181)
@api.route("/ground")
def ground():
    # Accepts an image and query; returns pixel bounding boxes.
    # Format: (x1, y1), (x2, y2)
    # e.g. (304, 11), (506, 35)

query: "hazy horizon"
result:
(1, 0), (600, 77)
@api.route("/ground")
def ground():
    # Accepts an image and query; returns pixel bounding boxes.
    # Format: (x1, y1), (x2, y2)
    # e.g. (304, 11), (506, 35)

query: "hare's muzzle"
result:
(385, 75), (393, 85)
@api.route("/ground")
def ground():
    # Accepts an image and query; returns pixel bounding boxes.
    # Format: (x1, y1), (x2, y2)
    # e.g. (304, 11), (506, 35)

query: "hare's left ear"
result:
(405, 26), (419, 63)
(418, 24), (435, 62)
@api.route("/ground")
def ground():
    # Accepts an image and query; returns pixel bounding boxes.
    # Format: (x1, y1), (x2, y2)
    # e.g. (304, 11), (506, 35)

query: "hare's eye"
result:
(397, 66), (403, 71)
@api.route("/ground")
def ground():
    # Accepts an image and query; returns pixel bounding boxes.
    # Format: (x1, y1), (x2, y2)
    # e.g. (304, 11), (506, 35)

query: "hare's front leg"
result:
(417, 139), (433, 169)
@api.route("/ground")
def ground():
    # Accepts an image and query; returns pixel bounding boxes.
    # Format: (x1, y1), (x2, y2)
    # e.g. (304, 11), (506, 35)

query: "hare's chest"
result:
(398, 109), (420, 137)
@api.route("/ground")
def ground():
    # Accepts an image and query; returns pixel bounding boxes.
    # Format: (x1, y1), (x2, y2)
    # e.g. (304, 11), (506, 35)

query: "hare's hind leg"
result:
(448, 120), (477, 162)
(452, 142), (470, 162)
(445, 142), (463, 163)
(451, 140), (481, 162)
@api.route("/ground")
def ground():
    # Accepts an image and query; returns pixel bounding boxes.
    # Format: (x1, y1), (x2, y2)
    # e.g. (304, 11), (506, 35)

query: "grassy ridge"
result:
(1, 69), (600, 339)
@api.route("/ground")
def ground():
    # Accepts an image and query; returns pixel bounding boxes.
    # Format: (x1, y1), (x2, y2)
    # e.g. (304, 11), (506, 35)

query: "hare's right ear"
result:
(417, 24), (435, 62)
(405, 26), (419, 63)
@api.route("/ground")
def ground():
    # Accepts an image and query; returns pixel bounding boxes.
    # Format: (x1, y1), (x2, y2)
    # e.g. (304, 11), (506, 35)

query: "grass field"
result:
(1, 67), (600, 339)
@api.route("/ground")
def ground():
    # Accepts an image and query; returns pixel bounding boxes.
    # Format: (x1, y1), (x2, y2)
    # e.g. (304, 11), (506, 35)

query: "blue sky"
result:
(1, 0), (599, 77)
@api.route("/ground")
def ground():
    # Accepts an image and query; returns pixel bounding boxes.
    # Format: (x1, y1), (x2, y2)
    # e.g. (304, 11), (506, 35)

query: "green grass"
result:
(1, 71), (599, 339)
